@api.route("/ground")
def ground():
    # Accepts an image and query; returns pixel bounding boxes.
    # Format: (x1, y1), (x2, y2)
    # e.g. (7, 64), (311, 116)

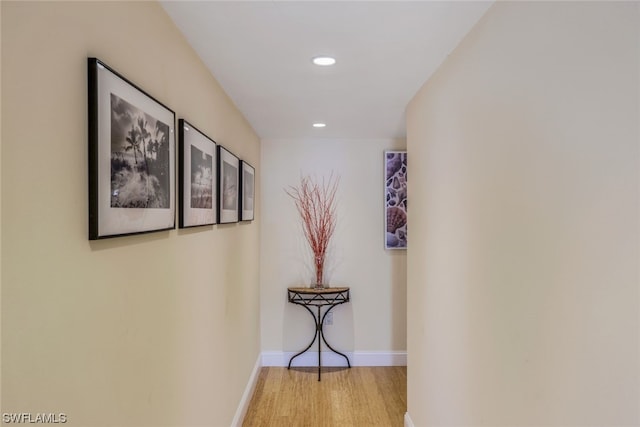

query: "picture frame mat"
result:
(240, 160), (255, 221)
(180, 119), (216, 228)
(218, 145), (240, 224)
(93, 59), (175, 238)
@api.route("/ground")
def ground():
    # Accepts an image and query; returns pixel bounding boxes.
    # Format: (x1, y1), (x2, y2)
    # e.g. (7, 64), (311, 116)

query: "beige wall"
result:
(407, 1), (638, 426)
(1, 2), (260, 426)
(260, 138), (406, 357)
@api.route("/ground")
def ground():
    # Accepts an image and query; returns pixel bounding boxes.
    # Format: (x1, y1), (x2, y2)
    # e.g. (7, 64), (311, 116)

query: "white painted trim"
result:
(404, 412), (415, 427)
(261, 351), (407, 367)
(230, 354), (262, 427)
(353, 351), (407, 366)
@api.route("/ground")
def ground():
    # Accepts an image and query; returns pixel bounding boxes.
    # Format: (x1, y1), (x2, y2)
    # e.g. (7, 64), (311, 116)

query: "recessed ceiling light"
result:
(312, 56), (336, 66)
(313, 123), (326, 128)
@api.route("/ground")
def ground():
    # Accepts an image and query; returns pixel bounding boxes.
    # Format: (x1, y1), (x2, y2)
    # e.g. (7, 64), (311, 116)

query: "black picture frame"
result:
(239, 160), (255, 222)
(88, 58), (176, 240)
(385, 150), (407, 249)
(179, 119), (217, 228)
(217, 145), (240, 224)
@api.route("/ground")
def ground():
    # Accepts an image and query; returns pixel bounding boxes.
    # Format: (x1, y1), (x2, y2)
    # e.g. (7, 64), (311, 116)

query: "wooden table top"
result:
(287, 287), (349, 294)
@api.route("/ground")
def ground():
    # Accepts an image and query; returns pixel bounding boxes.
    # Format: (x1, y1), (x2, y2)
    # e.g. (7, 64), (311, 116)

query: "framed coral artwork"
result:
(384, 151), (407, 249)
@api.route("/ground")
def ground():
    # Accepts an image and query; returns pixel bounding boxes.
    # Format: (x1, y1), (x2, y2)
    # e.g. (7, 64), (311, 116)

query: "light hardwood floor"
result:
(242, 366), (407, 427)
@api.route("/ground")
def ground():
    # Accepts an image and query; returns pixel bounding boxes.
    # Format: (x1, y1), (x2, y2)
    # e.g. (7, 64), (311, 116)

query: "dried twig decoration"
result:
(285, 174), (339, 287)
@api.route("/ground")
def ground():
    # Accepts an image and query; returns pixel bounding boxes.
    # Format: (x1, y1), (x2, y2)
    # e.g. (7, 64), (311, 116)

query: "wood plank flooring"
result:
(242, 366), (407, 427)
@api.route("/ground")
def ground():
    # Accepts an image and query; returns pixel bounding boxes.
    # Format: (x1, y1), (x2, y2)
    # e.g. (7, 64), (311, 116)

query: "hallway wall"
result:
(260, 138), (407, 362)
(1, 2), (260, 426)
(406, 2), (639, 425)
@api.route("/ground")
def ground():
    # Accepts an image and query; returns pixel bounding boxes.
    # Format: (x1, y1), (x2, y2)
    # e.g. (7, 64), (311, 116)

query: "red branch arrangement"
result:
(285, 174), (339, 287)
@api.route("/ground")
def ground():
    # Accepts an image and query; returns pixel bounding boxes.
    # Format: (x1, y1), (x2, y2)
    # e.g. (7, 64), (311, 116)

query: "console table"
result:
(287, 287), (351, 381)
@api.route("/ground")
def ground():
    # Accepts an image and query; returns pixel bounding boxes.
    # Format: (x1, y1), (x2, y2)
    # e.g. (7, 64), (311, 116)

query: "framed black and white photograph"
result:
(385, 150), (407, 249)
(217, 145), (239, 224)
(88, 58), (175, 240)
(179, 119), (216, 228)
(239, 161), (255, 221)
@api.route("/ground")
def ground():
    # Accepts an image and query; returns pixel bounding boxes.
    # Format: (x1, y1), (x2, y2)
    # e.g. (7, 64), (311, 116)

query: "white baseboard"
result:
(261, 351), (407, 367)
(404, 412), (415, 427)
(230, 354), (262, 427)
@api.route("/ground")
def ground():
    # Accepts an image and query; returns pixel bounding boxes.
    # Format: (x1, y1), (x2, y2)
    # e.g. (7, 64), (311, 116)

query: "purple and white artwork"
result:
(385, 151), (407, 249)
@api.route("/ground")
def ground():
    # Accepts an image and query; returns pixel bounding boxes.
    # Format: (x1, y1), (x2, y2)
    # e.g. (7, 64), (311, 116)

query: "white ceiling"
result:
(161, 1), (493, 140)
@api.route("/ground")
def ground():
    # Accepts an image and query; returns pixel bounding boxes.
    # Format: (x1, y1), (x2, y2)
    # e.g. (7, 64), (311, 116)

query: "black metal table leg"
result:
(317, 306), (322, 381)
(287, 304), (318, 369)
(320, 306), (351, 368)
(286, 287), (351, 381)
